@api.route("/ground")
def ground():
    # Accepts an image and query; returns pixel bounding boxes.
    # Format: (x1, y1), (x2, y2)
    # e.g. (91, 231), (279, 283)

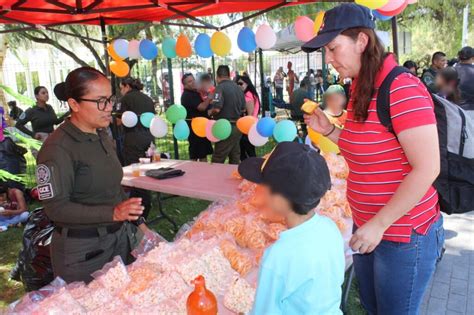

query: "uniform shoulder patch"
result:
(37, 183), (54, 200)
(36, 164), (51, 185)
(19, 112), (26, 120)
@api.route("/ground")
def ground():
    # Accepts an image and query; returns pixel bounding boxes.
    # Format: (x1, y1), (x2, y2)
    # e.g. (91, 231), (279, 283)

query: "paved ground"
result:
(421, 211), (474, 315)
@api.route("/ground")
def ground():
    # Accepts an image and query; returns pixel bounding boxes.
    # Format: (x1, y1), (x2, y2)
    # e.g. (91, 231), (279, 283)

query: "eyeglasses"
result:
(77, 95), (117, 111)
(237, 82), (244, 86)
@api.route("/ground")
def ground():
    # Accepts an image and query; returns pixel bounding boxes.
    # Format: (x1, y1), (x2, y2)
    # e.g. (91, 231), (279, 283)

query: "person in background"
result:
(273, 67), (285, 101)
(303, 4), (443, 314)
(181, 73), (213, 162)
(290, 79), (309, 136)
(239, 142), (344, 315)
(403, 60), (418, 76)
(323, 85), (347, 128)
(0, 182), (29, 232)
(8, 101), (23, 122)
(207, 67), (215, 85)
(422, 51), (447, 93)
(455, 46), (474, 105)
(118, 77), (155, 219)
(237, 75), (260, 161)
(315, 69), (325, 100)
(198, 74), (215, 101)
(37, 67), (146, 283)
(436, 67), (461, 104)
(287, 61), (299, 103)
(16, 86), (68, 141)
(306, 69), (316, 100)
(208, 65), (245, 164)
(161, 73), (171, 109)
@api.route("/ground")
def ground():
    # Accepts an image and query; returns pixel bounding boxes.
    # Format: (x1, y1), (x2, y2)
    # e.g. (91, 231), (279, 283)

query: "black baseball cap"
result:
(238, 142), (331, 211)
(458, 46), (473, 61)
(302, 3), (376, 53)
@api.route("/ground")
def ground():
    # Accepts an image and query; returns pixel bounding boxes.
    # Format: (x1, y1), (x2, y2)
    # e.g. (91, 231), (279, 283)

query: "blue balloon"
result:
(372, 10), (392, 21)
(237, 27), (257, 53)
(162, 38), (177, 59)
(140, 112), (155, 128)
(174, 119), (190, 140)
(256, 117), (276, 137)
(194, 33), (213, 58)
(273, 120), (297, 143)
(113, 39), (129, 58)
(139, 39), (158, 60)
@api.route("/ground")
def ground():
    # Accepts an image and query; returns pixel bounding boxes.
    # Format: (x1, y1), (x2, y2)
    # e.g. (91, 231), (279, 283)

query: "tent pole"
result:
(306, 52), (310, 75)
(211, 55), (216, 84)
(258, 48), (266, 117)
(322, 48), (327, 91)
(167, 57), (179, 160)
(100, 17), (110, 77)
(254, 50), (257, 89)
(391, 16), (399, 57)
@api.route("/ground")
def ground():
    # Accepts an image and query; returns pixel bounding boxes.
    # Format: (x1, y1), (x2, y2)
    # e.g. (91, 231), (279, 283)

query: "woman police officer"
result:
(36, 67), (147, 283)
(303, 4), (444, 314)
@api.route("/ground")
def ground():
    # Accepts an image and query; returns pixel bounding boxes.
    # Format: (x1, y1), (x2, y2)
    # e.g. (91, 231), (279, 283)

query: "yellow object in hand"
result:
(301, 99), (319, 114)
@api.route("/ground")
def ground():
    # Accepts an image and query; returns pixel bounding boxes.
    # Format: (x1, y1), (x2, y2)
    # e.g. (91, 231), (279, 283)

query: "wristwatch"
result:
(133, 216), (146, 226)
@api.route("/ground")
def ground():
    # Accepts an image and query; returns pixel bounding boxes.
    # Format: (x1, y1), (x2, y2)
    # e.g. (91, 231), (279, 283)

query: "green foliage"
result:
(0, 170), (27, 185)
(0, 84), (36, 107)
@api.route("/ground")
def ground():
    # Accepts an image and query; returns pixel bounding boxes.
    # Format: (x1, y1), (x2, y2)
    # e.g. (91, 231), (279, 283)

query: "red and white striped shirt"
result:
(339, 54), (440, 243)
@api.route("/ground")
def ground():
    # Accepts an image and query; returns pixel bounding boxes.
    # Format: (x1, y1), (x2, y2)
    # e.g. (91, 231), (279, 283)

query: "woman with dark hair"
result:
(118, 77), (156, 219)
(403, 60), (418, 76)
(303, 4), (443, 314)
(237, 75), (260, 160)
(36, 67), (146, 283)
(436, 67), (461, 104)
(15, 86), (68, 141)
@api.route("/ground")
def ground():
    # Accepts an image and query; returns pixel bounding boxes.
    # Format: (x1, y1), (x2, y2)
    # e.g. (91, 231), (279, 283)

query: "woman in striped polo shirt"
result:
(302, 4), (444, 315)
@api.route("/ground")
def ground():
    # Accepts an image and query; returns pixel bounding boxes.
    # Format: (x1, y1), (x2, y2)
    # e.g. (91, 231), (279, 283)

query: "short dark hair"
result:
(216, 65), (230, 78)
(432, 51), (446, 63)
(34, 86), (47, 96)
(199, 73), (212, 82)
(300, 78), (309, 88)
(0, 182), (8, 194)
(458, 46), (473, 61)
(7, 100), (16, 107)
(291, 199), (320, 215)
(121, 77), (144, 91)
(403, 60), (417, 70)
(181, 73), (194, 85)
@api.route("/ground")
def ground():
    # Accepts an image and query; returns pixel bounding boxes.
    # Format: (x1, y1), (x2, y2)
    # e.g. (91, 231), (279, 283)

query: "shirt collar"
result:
(61, 119), (101, 143)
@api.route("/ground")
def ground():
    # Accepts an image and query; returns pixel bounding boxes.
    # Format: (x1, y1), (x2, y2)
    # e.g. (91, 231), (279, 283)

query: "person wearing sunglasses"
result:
(236, 75), (260, 161)
(36, 67), (147, 283)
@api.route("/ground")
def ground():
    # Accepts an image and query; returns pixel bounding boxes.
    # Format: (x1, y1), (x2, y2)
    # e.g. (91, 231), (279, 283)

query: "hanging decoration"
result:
(210, 31), (232, 57)
(176, 34), (193, 58)
(237, 27), (257, 53)
(110, 60), (130, 77)
(255, 24), (277, 50)
(107, 43), (124, 61)
(139, 39), (158, 60)
(313, 11), (326, 35)
(194, 34), (213, 58)
(355, 0), (388, 10)
(376, 0), (408, 16)
(162, 38), (177, 59)
(113, 39), (129, 59)
(295, 16), (315, 42)
(127, 40), (141, 60)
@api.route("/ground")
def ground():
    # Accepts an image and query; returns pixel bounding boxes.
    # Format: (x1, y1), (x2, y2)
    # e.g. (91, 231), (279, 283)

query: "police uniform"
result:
(15, 104), (66, 139)
(36, 119), (142, 283)
(118, 90), (155, 219)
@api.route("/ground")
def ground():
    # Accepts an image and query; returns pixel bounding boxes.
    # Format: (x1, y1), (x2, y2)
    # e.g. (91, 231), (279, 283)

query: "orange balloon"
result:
(237, 116), (258, 135)
(107, 43), (124, 61)
(308, 127), (340, 154)
(191, 117), (208, 138)
(176, 34), (192, 58)
(110, 60), (130, 77)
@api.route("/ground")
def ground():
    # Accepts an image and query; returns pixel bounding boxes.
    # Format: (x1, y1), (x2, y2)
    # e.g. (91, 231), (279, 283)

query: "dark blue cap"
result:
(238, 142), (331, 210)
(302, 3), (376, 53)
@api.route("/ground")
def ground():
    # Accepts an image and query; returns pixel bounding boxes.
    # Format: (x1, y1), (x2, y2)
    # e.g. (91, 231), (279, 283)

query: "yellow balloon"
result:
(308, 127), (340, 154)
(210, 31), (231, 57)
(107, 43), (124, 61)
(110, 60), (130, 77)
(313, 11), (325, 35)
(355, 0), (389, 10)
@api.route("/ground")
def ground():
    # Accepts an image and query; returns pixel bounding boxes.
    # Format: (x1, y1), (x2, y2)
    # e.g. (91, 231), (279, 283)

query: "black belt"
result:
(55, 222), (123, 239)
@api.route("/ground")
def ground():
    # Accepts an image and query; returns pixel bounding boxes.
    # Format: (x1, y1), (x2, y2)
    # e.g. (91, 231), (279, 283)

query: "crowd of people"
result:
(0, 2), (472, 314)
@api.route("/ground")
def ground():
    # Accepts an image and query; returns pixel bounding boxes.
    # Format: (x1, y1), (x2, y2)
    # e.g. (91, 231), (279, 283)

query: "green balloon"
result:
(166, 104), (187, 124)
(212, 119), (232, 140)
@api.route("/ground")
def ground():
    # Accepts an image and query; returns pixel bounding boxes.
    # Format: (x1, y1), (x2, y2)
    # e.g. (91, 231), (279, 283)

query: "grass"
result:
(0, 195), (366, 314)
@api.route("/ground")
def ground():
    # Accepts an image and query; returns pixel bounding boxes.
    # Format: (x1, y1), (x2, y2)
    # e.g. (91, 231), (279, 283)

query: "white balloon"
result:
(122, 111), (138, 128)
(248, 123), (269, 147)
(255, 24), (277, 50)
(150, 116), (168, 138)
(128, 40), (141, 59)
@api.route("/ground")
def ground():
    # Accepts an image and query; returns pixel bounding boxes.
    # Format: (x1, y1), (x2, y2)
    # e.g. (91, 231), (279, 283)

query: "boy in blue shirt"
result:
(238, 142), (345, 315)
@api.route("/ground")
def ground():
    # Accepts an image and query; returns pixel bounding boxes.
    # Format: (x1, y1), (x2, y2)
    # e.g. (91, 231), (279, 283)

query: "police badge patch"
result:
(36, 164), (51, 185)
(37, 183), (54, 200)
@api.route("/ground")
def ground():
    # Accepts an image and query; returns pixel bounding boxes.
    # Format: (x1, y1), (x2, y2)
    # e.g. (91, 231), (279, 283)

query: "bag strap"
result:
(458, 107), (467, 156)
(376, 66), (412, 134)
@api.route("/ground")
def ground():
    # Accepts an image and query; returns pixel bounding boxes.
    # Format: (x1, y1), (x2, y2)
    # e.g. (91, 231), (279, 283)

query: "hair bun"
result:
(54, 82), (67, 102)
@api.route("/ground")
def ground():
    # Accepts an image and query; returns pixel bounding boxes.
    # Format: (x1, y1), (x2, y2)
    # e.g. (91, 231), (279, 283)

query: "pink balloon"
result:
(407, 0), (417, 3)
(377, 0), (408, 16)
(128, 39), (141, 59)
(206, 120), (219, 142)
(295, 16), (315, 42)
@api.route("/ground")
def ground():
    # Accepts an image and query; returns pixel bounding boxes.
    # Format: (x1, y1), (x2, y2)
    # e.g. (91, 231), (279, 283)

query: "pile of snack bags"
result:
(9, 153), (351, 315)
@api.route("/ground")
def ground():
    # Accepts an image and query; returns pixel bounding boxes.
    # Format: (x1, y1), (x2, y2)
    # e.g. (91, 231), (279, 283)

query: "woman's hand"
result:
(113, 198), (144, 222)
(304, 109), (333, 135)
(349, 219), (387, 254)
(0, 210), (17, 217)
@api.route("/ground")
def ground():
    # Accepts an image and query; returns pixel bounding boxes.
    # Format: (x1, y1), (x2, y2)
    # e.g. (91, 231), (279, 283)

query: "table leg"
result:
(341, 264), (355, 314)
(147, 192), (179, 232)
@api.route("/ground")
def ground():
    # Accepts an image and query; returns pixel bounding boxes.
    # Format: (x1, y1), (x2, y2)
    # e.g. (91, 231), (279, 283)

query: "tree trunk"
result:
(0, 35), (13, 126)
(146, 28), (159, 101)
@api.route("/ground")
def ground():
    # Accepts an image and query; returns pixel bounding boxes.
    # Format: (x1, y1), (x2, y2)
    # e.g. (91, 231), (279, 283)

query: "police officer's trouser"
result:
(50, 222), (142, 283)
(212, 126), (242, 165)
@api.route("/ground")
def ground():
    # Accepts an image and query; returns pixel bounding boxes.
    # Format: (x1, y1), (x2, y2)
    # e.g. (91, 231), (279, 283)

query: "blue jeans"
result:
(353, 216), (444, 315)
(0, 211), (29, 226)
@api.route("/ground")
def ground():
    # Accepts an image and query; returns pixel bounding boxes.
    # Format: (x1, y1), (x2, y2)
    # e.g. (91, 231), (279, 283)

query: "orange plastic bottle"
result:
(186, 275), (218, 315)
